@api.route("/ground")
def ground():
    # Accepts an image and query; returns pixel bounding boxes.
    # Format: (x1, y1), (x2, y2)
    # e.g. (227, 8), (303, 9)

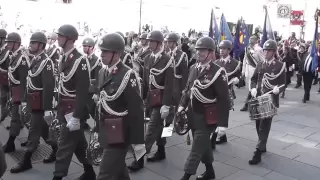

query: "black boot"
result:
(240, 92), (251, 112)
(10, 152), (33, 173)
(180, 173), (192, 180)
(76, 164), (96, 180)
(295, 75), (302, 88)
(127, 156), (144, 172)
(210, 133), (217, 150)
(248, 149), (262, 165)
(43, 145), (57, 163)
(216, 134), (227, 145)
(196, 164), (215, 180)
(3, 135), (16, 153)
(281, 91), (285, 98)
(52, 177), (63, 180)
(147, 146), (166, 162)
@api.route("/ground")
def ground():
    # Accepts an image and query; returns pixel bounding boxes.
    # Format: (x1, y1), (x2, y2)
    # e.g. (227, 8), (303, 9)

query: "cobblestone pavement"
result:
(2, 82), (320, 180)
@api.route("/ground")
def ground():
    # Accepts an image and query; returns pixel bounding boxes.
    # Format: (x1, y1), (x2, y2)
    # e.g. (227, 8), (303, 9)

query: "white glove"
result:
(21, 102), (27, 107)
(233, 77), (239, 84)
(273, 86), (280, 95)
(66, 117), (80, 131)
(250, 88), (257, 98)
(92, 94), (99, 103)
(215, 127), (227, 136)
(44, 111), (53, 117)
(160, 105), (170, 119)
(177, 106), (184, 113)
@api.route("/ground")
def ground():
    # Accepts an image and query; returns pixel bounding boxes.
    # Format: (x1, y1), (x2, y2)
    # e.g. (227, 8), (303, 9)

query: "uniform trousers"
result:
(145, 107), (166, 153)
(25, 111), (52, 152)
(10, 103), (22, 137)
(184, 113), (214, 175)
(97, 145), (130, 180)
(302, 72), (314, 100)
(53, 111), (91, 177)
(255, 118), (272, 151)
(0, 85), (8, 118)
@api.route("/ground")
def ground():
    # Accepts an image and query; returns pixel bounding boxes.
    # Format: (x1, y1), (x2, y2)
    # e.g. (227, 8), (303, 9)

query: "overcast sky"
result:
(1, 0), (319, 39)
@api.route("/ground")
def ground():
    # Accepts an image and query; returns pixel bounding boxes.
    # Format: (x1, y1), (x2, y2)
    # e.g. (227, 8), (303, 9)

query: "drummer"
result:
(249, 40), (286, 165)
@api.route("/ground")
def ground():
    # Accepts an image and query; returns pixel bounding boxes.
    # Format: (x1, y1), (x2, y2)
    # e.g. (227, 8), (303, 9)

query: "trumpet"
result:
(21, 105), (31, 129)
(49, 118), (61, 142)
(87, 133), (103, 166)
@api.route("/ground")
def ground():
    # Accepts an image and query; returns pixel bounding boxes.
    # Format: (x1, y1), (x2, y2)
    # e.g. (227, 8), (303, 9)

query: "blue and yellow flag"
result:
(219, 13), (233, 43)
(311, 10), (319, 72)
(260, 6), (275, 47)
(233, 18), (249, 59)
(209, 8), (220, 41)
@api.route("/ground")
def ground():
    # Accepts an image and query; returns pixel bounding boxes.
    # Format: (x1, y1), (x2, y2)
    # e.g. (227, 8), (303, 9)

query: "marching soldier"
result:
(128, 30), (173, 171)
(52, 24), (95, 180)
(46, 32), (60, 64)
(82, 37), (102, 129)
(295, 43), (307, 88)
(0, 29), (10, 122)
(96, 32), (144, 180)
(3, 32), (29, 153)
(116, 31), (134, 68)
(240, 35), (264, 111)
(249, 40), (285, 165)
(164, 32), (189, 129)
(135, 32), (151, 78)
(212, 40), (241, 147)
(177, 37), (230, 180)
(10, 32), (57, 173)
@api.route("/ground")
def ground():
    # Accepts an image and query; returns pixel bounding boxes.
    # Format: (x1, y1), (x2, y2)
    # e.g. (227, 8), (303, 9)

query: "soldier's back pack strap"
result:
(245, 47), (257, 67)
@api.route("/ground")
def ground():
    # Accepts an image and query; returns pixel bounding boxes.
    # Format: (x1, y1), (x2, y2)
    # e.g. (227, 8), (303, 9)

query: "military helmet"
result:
(56, 24), (78, 40)
(147, 30), (164, 42)
(98, 33), (125, 53)
(139, 32), (148, 39)
(195, 37), (216, 50)
(115, 31), (125, 39)
(263, 40), (277, 51)
(5, 32), (21, 43)
(0, 29), (7, 39)
(30, 32), (47, 44)
(82, 37), (95, 47)
(219, 40), (232, 50)
(47, 32), (58, 41)
(165, 32), (180, 42)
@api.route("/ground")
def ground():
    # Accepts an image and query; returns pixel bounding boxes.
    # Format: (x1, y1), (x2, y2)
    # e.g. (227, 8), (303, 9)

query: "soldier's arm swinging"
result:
(19, 57), (29, 102)
(42, 60), (55, 111)
(162, 65), (174, 106)
(213, 69), (230, 128)
(73, 58), (90, 119)
(124, 72), (144, 144)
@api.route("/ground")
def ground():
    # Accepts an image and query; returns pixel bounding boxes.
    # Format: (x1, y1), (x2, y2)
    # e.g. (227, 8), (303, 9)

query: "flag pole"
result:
(138, 0), (143, 34)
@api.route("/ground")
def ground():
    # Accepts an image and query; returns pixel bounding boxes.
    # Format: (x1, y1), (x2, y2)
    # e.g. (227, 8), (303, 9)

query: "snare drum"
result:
(248, 94), (277, 120)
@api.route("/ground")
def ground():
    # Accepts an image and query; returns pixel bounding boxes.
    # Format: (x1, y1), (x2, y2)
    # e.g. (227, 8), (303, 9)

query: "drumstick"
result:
(260, 84), (285, 97)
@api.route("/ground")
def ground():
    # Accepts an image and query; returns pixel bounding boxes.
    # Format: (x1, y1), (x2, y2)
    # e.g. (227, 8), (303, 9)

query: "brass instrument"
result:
(49, 118), (61, 142)
(87, 132), (103, 166)
(21, 105), (31, 129)
(173, 109), (190, 136)
(5, 98), (12, 118)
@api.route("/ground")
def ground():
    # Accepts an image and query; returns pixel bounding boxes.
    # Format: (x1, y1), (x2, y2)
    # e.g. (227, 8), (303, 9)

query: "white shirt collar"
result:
(220, 55), (230, 63)
(63, 47), (76, 57)
(264, 58), (275, 65)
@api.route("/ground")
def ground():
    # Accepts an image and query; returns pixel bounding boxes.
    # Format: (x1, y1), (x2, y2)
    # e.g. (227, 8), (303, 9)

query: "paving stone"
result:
(278, 135), (319, 148)
(260, 153), (320, 180)
(305, 131), (320, 142)
(221, 170), (269, 180)
(224, 157), (272, 176)
(264, 171), (298, 180)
